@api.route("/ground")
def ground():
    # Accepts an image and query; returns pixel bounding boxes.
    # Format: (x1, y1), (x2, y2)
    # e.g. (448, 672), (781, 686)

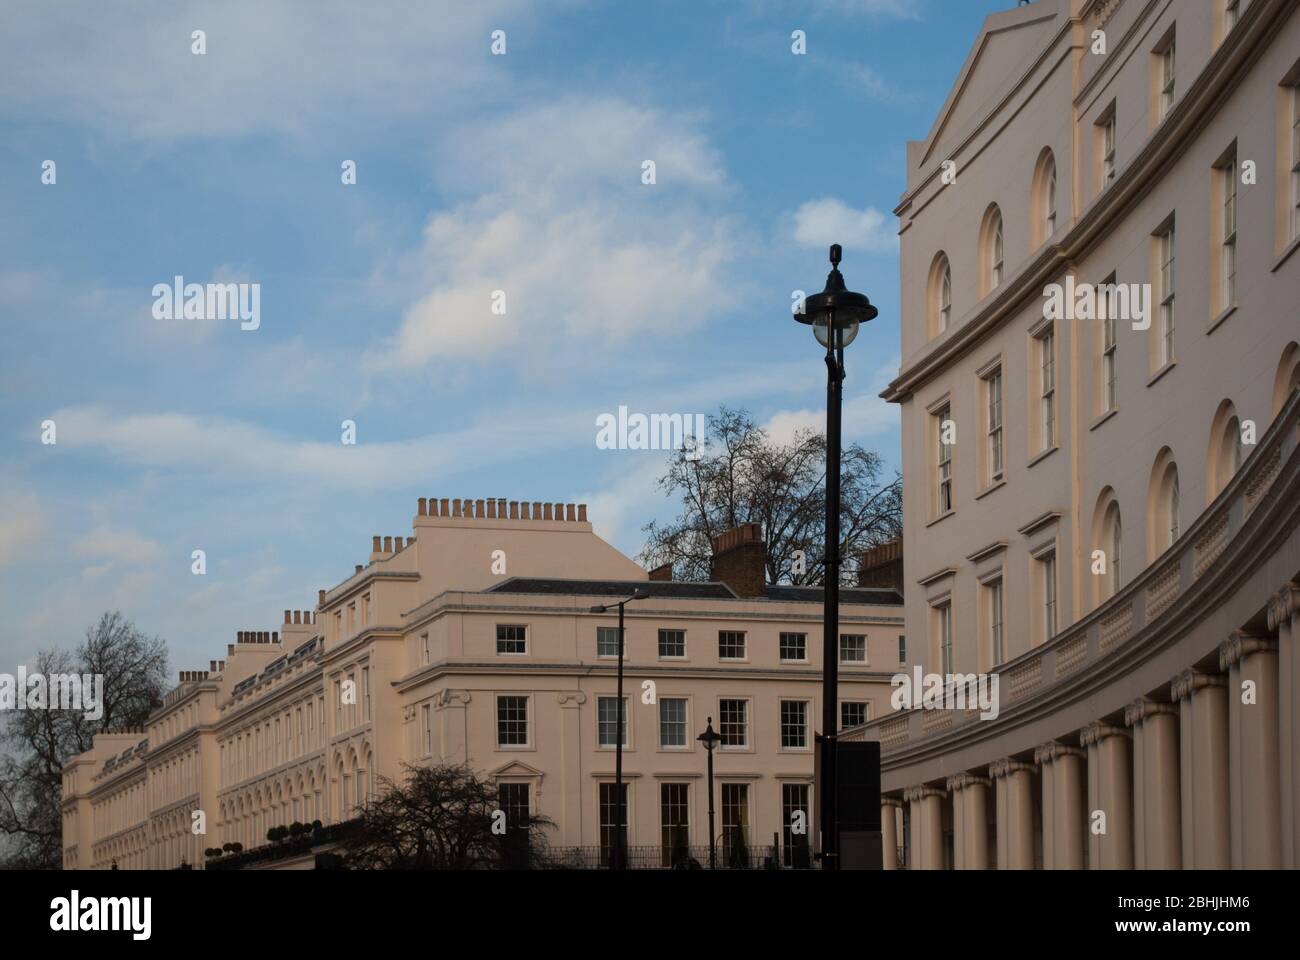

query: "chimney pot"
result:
(565, 503), (576, 521)
(543, 503), (553, 520)
(475, 499), (486, 518)
(372, 535), (382, 552)
(452, 499), (462, 517)
(355, 564), (363, 573)
(509, 501), (519, 519)
(272, 632), (279, 643)
(440, 498), (450, 516)
(283, 609), (291, 624)
(532, 501), (542, 519)
(578, 504), (588, 522)
(487, 499), (497, 519)
(710, 522), (767, 598)
(418, 497), (428, 516)
(318, 589), (326, 605)
(383, 536), (393, 552)
(227, 644), (234, 656)
(210, 660), (217, 673)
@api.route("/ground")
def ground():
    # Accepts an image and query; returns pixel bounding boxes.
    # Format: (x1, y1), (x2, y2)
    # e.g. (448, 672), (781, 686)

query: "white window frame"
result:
(1038, 327), (1056, 451)
(718, 698), (749, 749)
(986, 368), (1003, 483)
(658, 697), (689, 750)
(936, 404), (953, 515)
(597, 695), (629, 749)
(1159, 226), (1176, 367)
(1222, 154), (1237, 311)
(1103, 114), (1117, 187)
(938, 603), (953, 674)
(1159, 43), (1176, 120)
(779, 699), (811, 751)
(1102, 287), (1117, 413)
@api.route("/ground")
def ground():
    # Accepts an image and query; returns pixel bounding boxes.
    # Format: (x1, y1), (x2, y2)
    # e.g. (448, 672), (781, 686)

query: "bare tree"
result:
(341, 762), (554, 870)
(639, 407), (901, 586)
(0, 613), (168, 868)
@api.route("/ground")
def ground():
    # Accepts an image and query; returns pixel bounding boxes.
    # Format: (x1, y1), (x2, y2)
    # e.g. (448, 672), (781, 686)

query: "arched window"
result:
(979, 205), (1004, 296)
(1033, 149), (1058, 246)
(928, 253), (952, 336)
(1147, 449), (1182, 560)
(1273, 341), (1300, 419)
(1207, 399), (1244, 503)
(1090, 488), (1124, 607)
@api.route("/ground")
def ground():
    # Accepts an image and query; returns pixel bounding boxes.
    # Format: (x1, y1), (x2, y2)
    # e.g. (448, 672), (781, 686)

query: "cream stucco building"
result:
(862, 0), (1300, 869)
(62, 504), (904, 869)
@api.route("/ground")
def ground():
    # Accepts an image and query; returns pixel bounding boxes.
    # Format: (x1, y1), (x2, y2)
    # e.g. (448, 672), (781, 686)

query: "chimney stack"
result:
(857, 539), (904, 593)
(710, 523), (767, 598)
(648, 562), (674, 582)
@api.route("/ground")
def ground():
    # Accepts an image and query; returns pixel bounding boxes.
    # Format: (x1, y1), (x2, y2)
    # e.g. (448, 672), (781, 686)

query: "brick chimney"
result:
(857, 539), (903, 593)
(648, 562), (673, 582)
(710, 523), (766, 598)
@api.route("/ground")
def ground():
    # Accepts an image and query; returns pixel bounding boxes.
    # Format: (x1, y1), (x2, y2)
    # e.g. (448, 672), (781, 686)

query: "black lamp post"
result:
(697, 718), (722, 869)
(794, 244), (877, 871)
(590, 589), (649, 869)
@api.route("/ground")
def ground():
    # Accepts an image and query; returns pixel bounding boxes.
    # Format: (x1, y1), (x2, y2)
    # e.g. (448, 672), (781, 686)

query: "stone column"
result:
(557, 692), (587, 847)
(1081, 721), (1133, 869)
(1171, 668), (1229, 868)
(990, 759), (1036, 869)
(1124, 698), (1181, 869)
(946, 773), (991, 869)
(881, 796), (903, 870)
(1219, 631), (1281, 868)
(1268, 583), (1299, 869)
(1035, 741), (1085, 869)
(905, 785), (946, 870)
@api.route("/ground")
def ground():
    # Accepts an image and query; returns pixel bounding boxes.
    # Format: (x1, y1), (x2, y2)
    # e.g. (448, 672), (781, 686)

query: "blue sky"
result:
(0, 0), (995, 671)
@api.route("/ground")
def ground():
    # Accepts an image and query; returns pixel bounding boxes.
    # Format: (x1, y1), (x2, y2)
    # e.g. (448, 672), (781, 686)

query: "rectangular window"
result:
(1039, 328), (1056, 450)
(1159, 42), (1176, 120)
(988, 578), (1005, 666)
(596, 626), (621, 659)
(317, 694), (325, 746)
(839, 634), (867, 663)
(1222, 153), (1237, 311)
(296, 709), (303, 756)
(780, 700), (809, 749)
(1043, 551), (1059, 641)
(938, 603), (953, 674)
(498, 783), (530, 831)
(1102, 113), (1117, 187)
(597, 696), (628, 748)
(936, 404), (953, 514)
(841, 701), (868, 730)
(496, 624), (527, 656)
(362, 666), (371, 721)
(721, 784), (750, 866)
(360, 593), (370, 625)
(421, 703), (432, 756)
(333, 680), (341, 728)
(1101, 276), (1118, 413)
(779, 632), (807, 662)
(421, 632), (430, 666)
(347, 602), (355, 634)
(1159, 226), (1176, 366)
(598, 782), (628, 867)
(898, 635), (906, 663)
(657, 629), (685, 659)
(346, 671), (356, 728)
(718, 630), (746, 661)
(1292, 85), (1300, 240)
(782, 783), (812, 868)
(660, 783), (690, 867)
(986, 368), (1003, 483)
(659, 698), (688, 748)
(719, 698), (748, 748)
(496, 695), (529, 747)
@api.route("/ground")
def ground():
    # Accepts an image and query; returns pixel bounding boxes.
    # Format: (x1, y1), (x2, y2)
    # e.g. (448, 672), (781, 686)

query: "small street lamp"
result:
(793, 244), (878, 871)
(697, 718), (722, 870)
(590, 589), (650, 869)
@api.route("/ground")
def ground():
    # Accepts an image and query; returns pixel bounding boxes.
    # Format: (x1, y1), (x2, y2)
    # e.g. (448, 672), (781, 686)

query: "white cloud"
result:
(763, 358), (900, 444)
(0, 492), (45, 567)
(0, 0), (547, 142)
(74, 526), (164, 567)
(369, 97), (735, 369)
(792, 198), (897, 254)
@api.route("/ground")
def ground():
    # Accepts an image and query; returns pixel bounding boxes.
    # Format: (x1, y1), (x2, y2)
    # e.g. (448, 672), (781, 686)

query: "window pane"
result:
(719, 699), (748, 747)
(659, 698), (687, 747)
(657, 629), (686, 658)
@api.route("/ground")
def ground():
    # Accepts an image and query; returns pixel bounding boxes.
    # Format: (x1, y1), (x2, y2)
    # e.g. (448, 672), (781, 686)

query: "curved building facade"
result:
(866, 0), (1300, 869)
